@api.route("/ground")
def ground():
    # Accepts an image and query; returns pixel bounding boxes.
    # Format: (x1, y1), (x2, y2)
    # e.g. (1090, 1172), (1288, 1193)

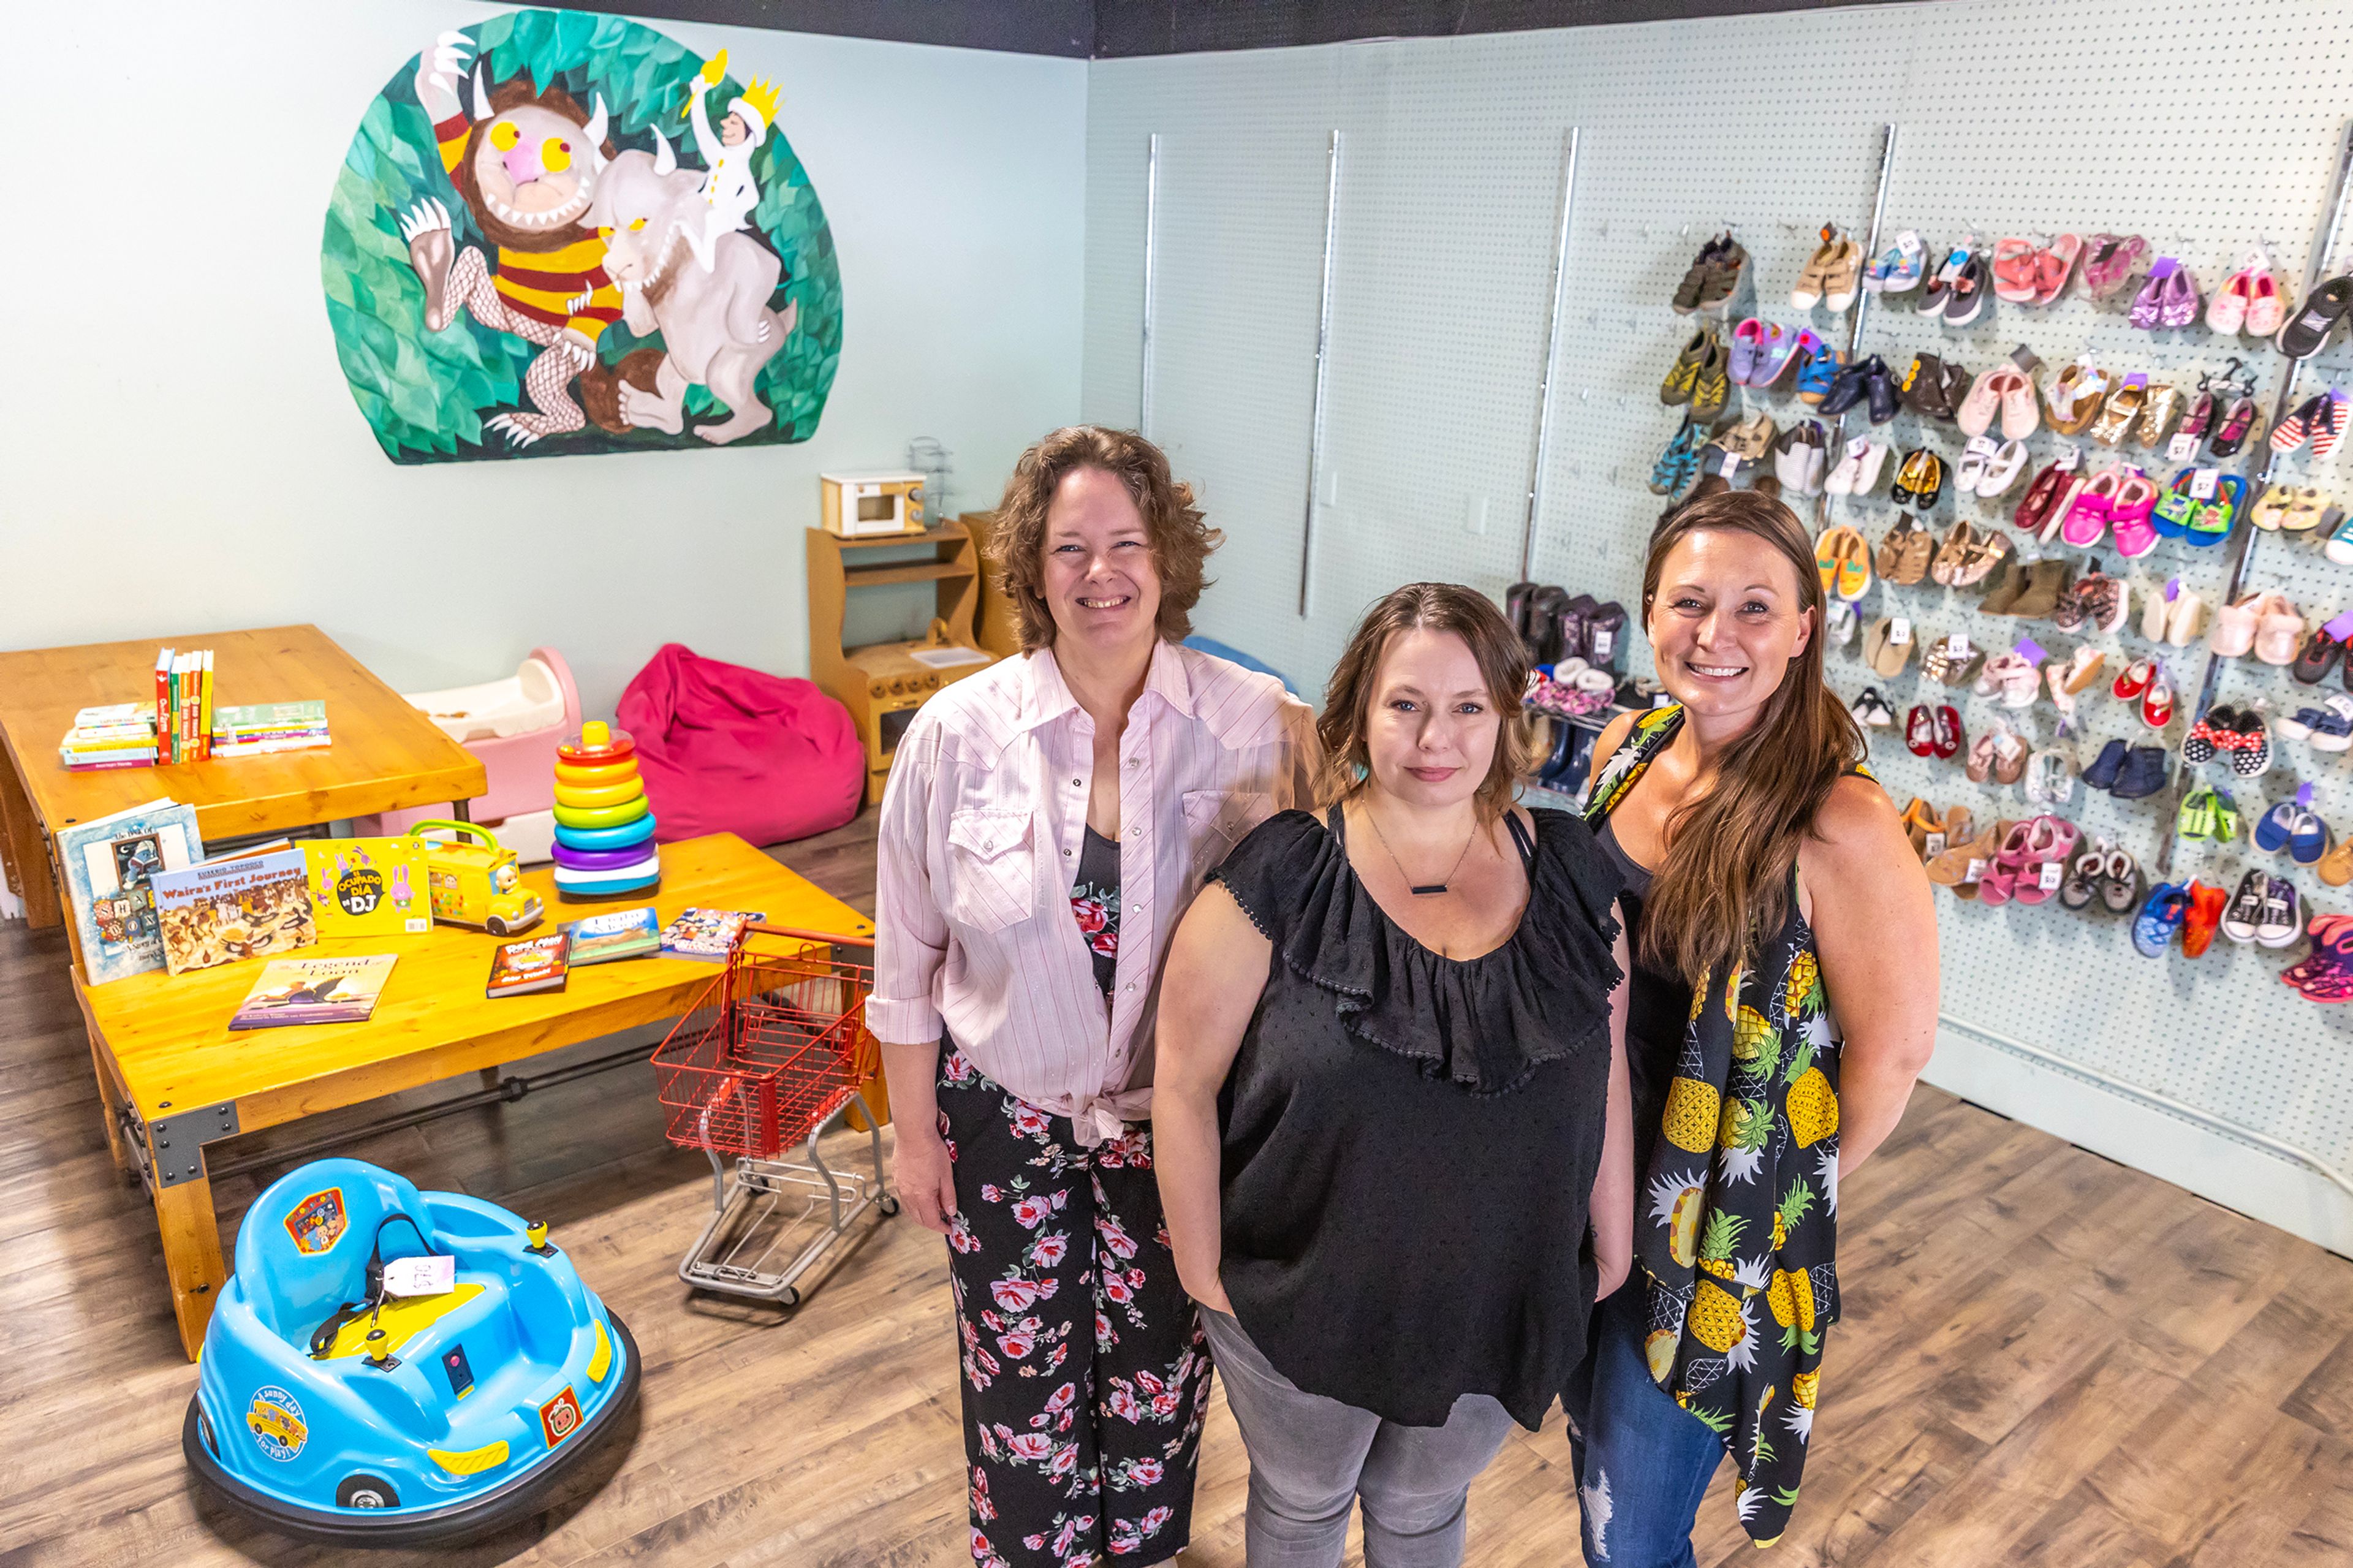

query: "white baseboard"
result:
(1924, 1026), (2353, 1260)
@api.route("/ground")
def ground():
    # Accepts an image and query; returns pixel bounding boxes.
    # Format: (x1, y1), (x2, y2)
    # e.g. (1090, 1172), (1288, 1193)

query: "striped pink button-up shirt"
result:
(867, 640), (1317, 1141)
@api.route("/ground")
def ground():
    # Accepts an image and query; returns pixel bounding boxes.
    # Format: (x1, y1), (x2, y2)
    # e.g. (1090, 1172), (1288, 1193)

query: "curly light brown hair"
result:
(1316, 583), (1536, 822)
(991, 426), (1221, 651)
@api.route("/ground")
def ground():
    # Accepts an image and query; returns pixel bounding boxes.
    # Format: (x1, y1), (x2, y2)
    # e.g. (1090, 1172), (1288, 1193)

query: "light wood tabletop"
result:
(74, 832), (877, 1358)
(0, 624), (487, 940)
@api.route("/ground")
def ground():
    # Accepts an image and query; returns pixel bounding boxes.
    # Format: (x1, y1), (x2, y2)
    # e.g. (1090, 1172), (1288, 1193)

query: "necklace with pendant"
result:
(1363, 801), (1477, 896)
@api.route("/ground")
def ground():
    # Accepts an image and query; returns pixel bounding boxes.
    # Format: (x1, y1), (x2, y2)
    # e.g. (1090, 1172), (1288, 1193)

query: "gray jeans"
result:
(1202, 1308), (1517, 1568)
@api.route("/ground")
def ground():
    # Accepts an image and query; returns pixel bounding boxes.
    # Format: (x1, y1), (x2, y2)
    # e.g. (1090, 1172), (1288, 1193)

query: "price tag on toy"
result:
(1965, 858), (1987, 884)
(382, 1255), (458, 1298)
(2038, 862), (2063, 892)
(1721, 452), (1742, 478)
(1923, 831), (1947, 859)
(2190, 468), (2220, 499)
(1889, 617), (1912, 646)
(2167, 431), (2199, 461)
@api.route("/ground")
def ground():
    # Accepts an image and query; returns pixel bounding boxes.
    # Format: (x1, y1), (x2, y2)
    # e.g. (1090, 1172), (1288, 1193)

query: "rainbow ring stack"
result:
(550, 721), (661, 901)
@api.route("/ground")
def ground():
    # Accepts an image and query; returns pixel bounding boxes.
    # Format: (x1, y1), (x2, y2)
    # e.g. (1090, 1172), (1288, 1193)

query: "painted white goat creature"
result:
(586, 129), (797, 446)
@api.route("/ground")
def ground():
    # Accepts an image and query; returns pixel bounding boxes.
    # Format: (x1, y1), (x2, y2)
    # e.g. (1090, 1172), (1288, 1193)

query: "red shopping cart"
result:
(652, 925), (898, 1304)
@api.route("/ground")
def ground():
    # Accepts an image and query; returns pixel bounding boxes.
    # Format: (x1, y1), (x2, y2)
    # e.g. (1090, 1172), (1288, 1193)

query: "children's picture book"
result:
(229, 955), (398, 1029)
(301, 839), (431, 938)
(212, 700), (328, 738)
(660, 907), (766, 961)
(56, 798), (203, 984)
(486, 933), (570, 998)
(152, 844), (315, 974)
(560, 905), (661, 966)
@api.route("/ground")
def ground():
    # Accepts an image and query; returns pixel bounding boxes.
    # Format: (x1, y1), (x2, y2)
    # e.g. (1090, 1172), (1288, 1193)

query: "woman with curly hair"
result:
(868, 425), (1319, 1568)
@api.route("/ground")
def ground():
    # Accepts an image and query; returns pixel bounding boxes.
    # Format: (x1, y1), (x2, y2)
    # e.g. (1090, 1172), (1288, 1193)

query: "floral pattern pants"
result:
(938, 1042), (1212, 1567)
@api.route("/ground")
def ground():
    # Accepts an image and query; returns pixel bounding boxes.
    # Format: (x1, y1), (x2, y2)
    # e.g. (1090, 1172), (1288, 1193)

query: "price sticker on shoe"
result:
(2167, 431), (2200, 462)
(2191, 468), (2221, 500)
(1965, 858), (1987, 884)
(2038, 862), (2064, 893)
(1889, 616), (1912, 646)
(1922, 831), (1947, 859)
(1720, 452), (1742, 479)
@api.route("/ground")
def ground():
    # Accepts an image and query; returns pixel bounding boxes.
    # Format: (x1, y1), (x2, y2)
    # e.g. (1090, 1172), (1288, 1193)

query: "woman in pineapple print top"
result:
(1570, 488), (1937, 1566)
(868, 426), (1319, 1568)
(1154, 583), (1636, 1567)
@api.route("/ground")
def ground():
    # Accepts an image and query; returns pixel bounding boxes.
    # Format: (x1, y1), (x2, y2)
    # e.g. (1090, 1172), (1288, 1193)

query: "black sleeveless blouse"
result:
(1206, 805), (1624, 1430)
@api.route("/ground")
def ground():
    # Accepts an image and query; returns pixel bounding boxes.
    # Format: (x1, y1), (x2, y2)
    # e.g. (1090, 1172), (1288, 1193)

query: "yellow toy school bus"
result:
(403, 820), (544, 937)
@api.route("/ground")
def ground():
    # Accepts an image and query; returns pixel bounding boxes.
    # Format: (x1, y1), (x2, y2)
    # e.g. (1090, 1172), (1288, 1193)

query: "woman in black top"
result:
(1153, 583), (1633, 1567)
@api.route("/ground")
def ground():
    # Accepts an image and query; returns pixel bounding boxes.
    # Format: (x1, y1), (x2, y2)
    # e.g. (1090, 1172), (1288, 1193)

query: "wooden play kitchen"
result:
(806, 512), (1000, 805)
(0, 625), (486, 963)
(75, 831), (874, 1359)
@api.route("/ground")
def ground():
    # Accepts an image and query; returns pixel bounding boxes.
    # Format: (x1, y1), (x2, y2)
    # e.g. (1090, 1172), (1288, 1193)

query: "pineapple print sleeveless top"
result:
(1583, 703), (1849, 1547)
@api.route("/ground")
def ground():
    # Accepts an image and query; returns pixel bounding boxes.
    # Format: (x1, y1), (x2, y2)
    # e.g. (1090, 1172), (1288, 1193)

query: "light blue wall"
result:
(1, 2), (1088, 718)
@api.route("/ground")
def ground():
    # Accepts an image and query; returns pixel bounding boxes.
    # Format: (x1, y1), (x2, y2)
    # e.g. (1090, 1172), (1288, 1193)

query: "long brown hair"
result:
(991, 426), (1221, 651)
(1317, 583), (1535, 821)
(1637, 491), (1866, 985)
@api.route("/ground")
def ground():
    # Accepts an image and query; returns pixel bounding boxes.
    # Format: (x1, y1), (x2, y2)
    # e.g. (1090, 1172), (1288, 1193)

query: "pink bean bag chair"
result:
(616, 643), (862, 846)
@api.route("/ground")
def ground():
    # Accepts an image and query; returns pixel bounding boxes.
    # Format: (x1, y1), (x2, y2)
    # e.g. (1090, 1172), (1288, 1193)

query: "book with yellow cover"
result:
(300, 839), (431, 938)
(229, 955), (398, 1030)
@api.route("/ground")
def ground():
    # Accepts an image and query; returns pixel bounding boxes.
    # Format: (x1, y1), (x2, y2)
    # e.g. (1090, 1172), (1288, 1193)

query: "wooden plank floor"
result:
(3, 805), (2349, 1566)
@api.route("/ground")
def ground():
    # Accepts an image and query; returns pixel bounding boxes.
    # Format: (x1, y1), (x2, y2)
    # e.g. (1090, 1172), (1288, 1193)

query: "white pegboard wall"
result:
(1077, 0), (2353, 1202)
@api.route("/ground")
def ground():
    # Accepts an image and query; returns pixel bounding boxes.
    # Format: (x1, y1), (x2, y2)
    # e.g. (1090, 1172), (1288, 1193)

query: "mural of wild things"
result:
(324, 8), (843, 463)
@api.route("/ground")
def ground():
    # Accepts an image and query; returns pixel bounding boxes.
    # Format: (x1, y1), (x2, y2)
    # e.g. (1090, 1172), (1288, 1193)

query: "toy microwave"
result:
(820, 472), (927, 539)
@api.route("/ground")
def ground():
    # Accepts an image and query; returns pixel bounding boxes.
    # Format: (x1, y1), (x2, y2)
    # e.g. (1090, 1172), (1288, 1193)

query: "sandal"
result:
(2080, 234), (2147, 298)
(1991, 238), (2042, 304)
(2089, 376), (2146, 444)
(2136, 384), (2184, 447)
(2033, 234), (2083, 306)
(1956, 528), (2013, 590)
(2283, 488), (2332, 532)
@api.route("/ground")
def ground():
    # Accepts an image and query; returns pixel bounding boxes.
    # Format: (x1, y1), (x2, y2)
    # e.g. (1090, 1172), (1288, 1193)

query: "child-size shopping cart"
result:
(651, 925), (898, 1305)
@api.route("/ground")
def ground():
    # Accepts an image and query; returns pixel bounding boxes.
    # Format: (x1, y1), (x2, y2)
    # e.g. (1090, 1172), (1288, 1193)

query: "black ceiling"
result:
(566, 1), (1887, 58)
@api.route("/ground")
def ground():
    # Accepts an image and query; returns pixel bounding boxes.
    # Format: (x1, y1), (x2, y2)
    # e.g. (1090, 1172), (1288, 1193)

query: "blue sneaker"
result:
(1795, 338), (1844, 406)
(2291, 809), (2334, 866)
(2254, 800), (2299, 854)
(2133, 881), (2191, 956)
(1866, 230), (1926, 295)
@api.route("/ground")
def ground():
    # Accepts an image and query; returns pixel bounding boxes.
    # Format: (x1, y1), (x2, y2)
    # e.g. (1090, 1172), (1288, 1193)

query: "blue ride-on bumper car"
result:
(185, 1158), (640, 1545)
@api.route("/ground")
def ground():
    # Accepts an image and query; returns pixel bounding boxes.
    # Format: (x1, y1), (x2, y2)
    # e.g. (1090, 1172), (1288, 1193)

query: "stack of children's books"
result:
(58, 703), (161, 772)
(211, 701), (330, 757)
(153, 647), (216, 763)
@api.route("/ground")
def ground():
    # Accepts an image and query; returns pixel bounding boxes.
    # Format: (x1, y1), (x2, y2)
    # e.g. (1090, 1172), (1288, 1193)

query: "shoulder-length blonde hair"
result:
(1317, 583), (1535, 821)
(991, 426), (1221, 651)
(1638, 490), (1867, 985)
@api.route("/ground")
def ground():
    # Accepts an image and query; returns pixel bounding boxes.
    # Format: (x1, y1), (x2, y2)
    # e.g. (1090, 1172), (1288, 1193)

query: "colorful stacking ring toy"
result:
(551, 722), (659, 900)
(553, 813), (658, 852)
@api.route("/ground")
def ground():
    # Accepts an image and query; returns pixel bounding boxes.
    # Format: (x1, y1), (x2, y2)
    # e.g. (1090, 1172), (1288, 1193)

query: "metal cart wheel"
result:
(879, 1195), (901, 1216)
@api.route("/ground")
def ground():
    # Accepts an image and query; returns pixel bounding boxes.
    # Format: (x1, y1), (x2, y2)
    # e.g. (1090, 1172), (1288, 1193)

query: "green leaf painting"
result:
(324, 9), (842, 463)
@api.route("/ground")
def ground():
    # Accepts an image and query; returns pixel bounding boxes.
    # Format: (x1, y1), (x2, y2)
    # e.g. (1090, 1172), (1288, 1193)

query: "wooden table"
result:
(74, 833), (876, 1359)
(0, 625), (487, 959)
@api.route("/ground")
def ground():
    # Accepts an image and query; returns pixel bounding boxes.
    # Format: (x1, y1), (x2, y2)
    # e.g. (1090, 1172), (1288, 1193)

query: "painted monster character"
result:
(586, 131), (797, 445)
(395, 31), (642, 447)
